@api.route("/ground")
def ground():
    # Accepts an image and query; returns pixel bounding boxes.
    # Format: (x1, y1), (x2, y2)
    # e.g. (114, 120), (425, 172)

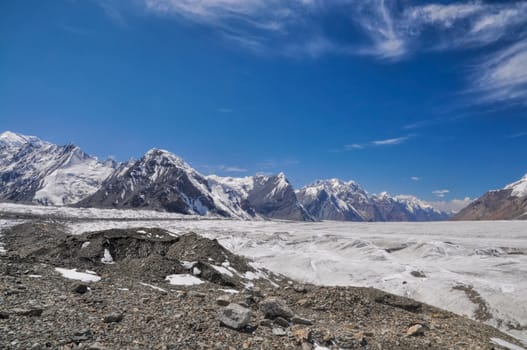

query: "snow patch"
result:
(101, 248), (114, 264)
(505, 174), (527, 198)
(211, 265), (234, 277)
(165, 274), (204, 286)
(490, 338), (527, 350)
(219, 289), (239, 294)
(55, 268), (101, 282)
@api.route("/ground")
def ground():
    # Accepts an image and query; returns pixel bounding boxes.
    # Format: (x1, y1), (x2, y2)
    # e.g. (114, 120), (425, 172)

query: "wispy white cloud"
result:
(472, 40), (527, 105)
(219, 165), (247, 172)
(429, 197), (472, 213)
(344, 143), (364, 150)
(200, 164), (248, 173)
(372, 136), (409, 146)
(411, 176), (420, 181)
(355, 1), (527, 58)
(217, 107), (233, 113)
(96, 0), (128, 27)
(345, 134), (412, 150)
(432, 189), (450, 198)
(258, 159), (301, 169)
(344, 135), (415, 151)
(508, 131), (527, 139)
(354, 0), (406, 59)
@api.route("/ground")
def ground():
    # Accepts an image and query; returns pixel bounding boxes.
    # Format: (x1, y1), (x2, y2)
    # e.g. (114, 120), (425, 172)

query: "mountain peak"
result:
(0, 131), (43, 148)
(143, 148), (190, 168)
(504, 172), (527, 197)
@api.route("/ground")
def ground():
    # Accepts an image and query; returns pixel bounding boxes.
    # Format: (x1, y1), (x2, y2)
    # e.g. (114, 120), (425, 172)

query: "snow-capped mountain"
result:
(208, 173), (313, 221)
(296, 179), (379, 221)
(0, 131), (115, 205)
(455, 173), (527, 220)
(297, 179), (449, 222)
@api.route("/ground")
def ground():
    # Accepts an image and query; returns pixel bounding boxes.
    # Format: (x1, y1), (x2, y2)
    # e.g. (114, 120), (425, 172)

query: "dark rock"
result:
(261, 297), (294, 319)
(73, 328), (93, 341)
(12, 307), (43, 317)
(0, 311), (9, 319)
(72, 283), (89, 294)
(291, 315), (313, 325)
(273, 317), (290, 328)
(103, 312), (123, 323)
(410, 271), (426, 278)
(259, 319), (273, 328)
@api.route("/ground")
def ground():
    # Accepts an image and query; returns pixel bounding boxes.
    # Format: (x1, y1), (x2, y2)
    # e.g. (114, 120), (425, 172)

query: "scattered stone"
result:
(261, 297), (294, 319)
(103, 312), (124, 323)
(216, 295), (231, 306)
(87, 342), (105, 350)
(291, 326), (311, 342)
(272, 327), (287, 336)
(410, 271), (426, 278)
(353, 331), (368, 346)
(218, 303), (252, 330)
(244, 285), (263, 298)
(407, 324), (425, 336)
(73, 328), (93, 341)
(72, 283), (89, 294)
(0, 311), (9, 319)
(273, 316), (290, 328)
(301, 343), (313, 350)
(293, 284), (307, 293)
(291, 315), (313, 325)
(259, 319), (273, 328)
(12, 307), (43, 317)
(29, 344), (42, 350)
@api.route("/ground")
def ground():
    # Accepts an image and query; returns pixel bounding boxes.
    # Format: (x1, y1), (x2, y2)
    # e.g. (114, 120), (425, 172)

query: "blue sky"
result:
(1, 0), (527, 207)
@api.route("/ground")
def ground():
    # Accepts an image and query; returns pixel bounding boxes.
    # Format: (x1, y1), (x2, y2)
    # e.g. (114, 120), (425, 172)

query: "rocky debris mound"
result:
(1, 223), (259, 287)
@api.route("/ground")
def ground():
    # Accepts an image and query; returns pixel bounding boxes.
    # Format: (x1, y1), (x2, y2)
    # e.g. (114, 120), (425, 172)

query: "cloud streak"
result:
(433, 189), (450, 198)
(472, 40), (527, 105)
(346, 135), (412, 150)
(429, 197), (472, 213)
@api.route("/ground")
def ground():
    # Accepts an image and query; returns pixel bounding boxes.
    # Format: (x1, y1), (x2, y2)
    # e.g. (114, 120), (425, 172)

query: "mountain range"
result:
(0, 131), (460, 221)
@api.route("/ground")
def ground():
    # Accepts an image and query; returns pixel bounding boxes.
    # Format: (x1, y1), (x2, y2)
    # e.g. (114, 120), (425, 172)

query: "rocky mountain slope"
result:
(455, 173), (527, 220)
(297, 179), (449, 222)
(76, 149), (237, 218)
(0, 131), (115, 206)
(0, 221), (523, 350)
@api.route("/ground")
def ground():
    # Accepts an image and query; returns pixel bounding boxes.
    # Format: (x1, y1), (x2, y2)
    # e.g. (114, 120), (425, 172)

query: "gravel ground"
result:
(0, 221), (524, 350)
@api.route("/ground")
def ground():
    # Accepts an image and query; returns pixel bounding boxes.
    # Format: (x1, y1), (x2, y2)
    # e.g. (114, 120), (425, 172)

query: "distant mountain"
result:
(454, 174), (527, 220)
(373, 193), (450, 222)
(0, 131), (115, 205)
(208, 173), (313, 221)
(296, 179), (379, 221)
(297, 179), (449, 222)
(77, 149), (237, 217)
